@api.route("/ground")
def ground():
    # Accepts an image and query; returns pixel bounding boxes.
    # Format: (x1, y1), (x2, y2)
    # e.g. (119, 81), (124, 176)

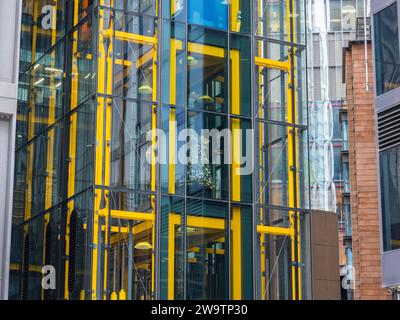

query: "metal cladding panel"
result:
(382, 250), (400, 287)
(0, 0), (21, 300)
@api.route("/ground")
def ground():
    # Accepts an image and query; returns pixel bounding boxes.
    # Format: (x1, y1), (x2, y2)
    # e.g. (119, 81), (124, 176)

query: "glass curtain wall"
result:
(10, 0), (310, 300)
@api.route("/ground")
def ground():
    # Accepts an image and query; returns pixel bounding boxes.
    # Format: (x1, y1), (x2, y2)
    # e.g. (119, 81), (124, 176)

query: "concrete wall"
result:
(0, 0), (22, 300)
(310, 211), (341, 300)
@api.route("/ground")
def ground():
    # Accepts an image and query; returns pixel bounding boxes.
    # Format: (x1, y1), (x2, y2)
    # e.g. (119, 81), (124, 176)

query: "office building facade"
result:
(9, 0), (311, 300)
(307, 0), (370, 300)
(372, 0), (400, 297)
(343, 40), (390, 300)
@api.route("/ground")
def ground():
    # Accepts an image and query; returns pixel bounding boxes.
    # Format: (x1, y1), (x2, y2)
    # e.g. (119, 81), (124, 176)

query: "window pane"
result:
(380, 145), (400, 252)
(374, 3), (400, 96)
(188, 0), (228, 30)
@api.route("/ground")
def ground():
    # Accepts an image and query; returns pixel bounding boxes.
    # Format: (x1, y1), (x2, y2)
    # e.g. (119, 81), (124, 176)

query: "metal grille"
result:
(44, 222), (56, 300)
(68, 211), (77, 293)
(22, 233), (30, 300)
(378, 106), (400, 151)
(356, 17), (371, 41)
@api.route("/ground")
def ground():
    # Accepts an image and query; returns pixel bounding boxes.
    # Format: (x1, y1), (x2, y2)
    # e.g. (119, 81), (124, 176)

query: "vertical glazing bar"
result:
(64, 0), (80, 300)
(42, 0), (59, 300)
(151, 20), (159, 298)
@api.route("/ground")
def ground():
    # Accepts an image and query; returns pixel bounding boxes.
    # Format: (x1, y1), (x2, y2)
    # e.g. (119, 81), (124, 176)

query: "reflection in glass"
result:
(380, 145), (400, 252)
(374, 3), (400, 96)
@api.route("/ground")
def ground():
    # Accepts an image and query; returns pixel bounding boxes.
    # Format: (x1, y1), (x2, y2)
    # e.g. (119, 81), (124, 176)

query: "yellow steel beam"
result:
(136, 48), (155, 69)
(257, 225), (294, 237)
(255, 56), (290, 72)
(188, 42), (225, 58)
(99, 210), (155, 222)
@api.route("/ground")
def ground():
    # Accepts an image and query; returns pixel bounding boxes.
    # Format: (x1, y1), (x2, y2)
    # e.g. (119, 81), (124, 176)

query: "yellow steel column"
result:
(231, 207), (242, 299)
(230, 49), (242, 299)
(101, 4), (114, 298)
(24, 0), (39, 226)
(92, 0), (108, 300)
(285, 0), (301, 300)
(256, 0), (268, 299)
(169, 39), (177, 195)
(231, 0), (240, 32)
(231, 49), (241, 202)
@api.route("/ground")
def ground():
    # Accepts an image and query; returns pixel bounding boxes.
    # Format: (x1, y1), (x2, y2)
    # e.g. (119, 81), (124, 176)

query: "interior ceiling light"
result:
(138, 85), (153, 94)
(135, 241), (152, 250)
(34, 78), (45, 86)
(198, 95), (214, 103)
(45, 67), (63, 73)
(187, 55), (198, 66)
(178, 226), (197, 233)
(179, 55), (198, 66)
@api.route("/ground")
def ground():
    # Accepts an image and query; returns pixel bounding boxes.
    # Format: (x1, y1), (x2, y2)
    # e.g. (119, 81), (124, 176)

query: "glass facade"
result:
(10, 0), (310, 300)
(380, 145), (400, 252)
(374, 2), (400, 96)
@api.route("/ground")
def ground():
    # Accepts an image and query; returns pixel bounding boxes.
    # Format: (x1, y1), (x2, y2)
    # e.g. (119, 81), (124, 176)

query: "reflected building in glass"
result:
(372, 0), (400, 297)
(10, 0), (310, 300)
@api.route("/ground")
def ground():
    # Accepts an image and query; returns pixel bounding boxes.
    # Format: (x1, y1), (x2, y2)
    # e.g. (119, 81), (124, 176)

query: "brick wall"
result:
(344, 42), (391, 300)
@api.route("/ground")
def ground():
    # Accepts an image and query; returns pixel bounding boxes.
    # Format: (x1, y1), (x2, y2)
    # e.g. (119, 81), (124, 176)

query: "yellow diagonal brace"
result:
(104, 29), (157, 45)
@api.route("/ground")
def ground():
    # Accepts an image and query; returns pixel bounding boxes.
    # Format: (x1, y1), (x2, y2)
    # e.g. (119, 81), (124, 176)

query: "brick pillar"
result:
(344, 42), (390, 300)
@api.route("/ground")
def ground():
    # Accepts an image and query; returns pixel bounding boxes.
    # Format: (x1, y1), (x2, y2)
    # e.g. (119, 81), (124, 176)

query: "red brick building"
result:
(343, 41), (391, 300)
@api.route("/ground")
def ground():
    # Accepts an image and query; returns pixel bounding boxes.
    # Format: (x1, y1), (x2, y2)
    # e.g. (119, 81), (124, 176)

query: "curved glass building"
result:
(10, 0), (310, 300)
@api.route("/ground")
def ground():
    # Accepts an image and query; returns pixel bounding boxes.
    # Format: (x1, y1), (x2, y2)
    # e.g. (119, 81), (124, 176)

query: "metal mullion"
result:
(183, 0), (188, 300)
(227, 0), (232, 300)
(154, 0), (162, 300)
(58, 0), (75, 299)
(251, 0), (259, 300)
